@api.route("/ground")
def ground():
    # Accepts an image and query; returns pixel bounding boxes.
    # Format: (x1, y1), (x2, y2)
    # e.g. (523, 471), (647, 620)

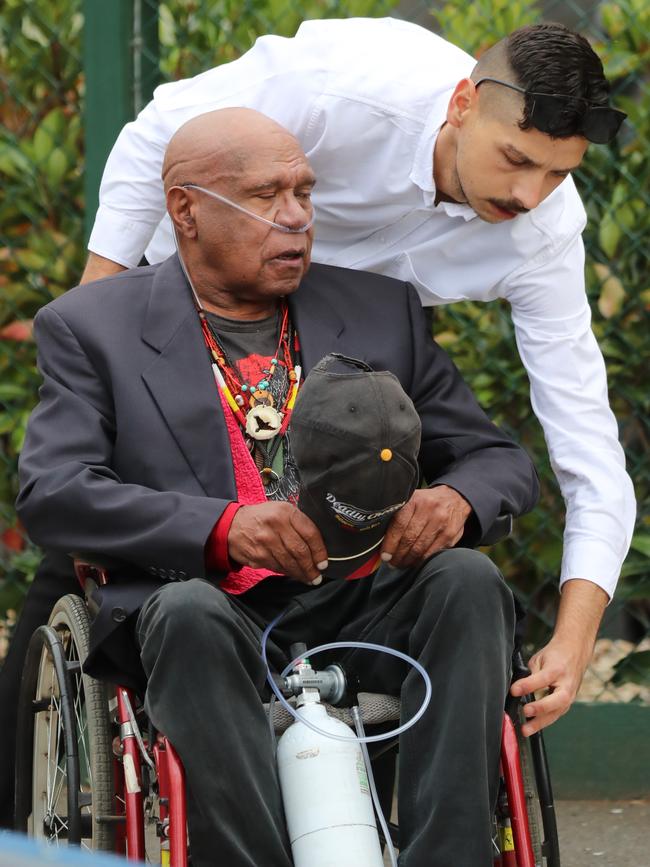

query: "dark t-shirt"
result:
(206, 310), (300, 503)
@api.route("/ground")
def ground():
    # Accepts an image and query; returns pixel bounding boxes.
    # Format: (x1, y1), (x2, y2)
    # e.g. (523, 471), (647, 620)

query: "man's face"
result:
(187, 131), (315, 303)
(452, 108), (588, 223)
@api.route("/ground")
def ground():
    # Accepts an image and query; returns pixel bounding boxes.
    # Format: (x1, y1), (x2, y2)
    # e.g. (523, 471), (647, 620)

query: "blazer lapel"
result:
(141, 256), (236, 499)
(290, 264), (347, 373)
(139, 258), (346, 497)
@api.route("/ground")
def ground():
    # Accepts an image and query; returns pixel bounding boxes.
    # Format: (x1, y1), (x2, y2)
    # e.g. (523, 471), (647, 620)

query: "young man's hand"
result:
(511, 578), (608, 735)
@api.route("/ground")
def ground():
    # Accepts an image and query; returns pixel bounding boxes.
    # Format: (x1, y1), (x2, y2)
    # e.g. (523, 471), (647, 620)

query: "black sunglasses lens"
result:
(529, 96), (551, 132)
(532, 95), (626, 144)
(582, 107), (627, 144)
(529, 94), (574, 135)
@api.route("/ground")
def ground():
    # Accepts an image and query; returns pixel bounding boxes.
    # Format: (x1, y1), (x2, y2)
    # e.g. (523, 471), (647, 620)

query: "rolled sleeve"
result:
(88, 204), (162, 269)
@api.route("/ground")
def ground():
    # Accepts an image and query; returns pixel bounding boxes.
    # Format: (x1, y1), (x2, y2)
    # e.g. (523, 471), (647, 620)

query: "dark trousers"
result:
(136, 548), (515, 867)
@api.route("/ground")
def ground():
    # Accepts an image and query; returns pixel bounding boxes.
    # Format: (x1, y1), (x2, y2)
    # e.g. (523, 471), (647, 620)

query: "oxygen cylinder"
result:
(276, 693), (384, 867)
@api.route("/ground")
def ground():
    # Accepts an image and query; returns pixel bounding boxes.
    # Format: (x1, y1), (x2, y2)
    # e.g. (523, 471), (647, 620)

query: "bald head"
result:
(163, 107), (315, 312)
(162, 107), (305, 191)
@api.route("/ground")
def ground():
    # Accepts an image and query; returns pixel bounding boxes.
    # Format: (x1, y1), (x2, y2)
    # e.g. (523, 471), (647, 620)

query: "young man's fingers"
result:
(510, 667), (556, 697)
(520, 708), (564, 737)
(521, 687), (570, 721)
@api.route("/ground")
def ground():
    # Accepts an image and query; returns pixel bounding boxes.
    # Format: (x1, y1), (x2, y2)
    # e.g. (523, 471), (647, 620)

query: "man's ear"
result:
(446, 78), (478, 129)
(167, 187), (197, 239)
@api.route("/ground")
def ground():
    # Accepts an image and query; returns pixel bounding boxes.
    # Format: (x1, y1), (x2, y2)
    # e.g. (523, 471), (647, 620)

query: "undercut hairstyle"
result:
(473, 23), (611, 138)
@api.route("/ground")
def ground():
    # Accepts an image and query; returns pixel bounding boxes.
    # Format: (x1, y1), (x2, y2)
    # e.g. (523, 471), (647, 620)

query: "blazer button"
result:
(178, 571), (187, 580)
(111, 606), (127, 623)
(148, 566), (157, 575)
(159, 568), (167, 579)
(168, 569), (176, 579)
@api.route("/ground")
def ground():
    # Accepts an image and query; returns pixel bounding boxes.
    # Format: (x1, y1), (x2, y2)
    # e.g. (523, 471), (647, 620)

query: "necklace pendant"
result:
(246, 405), (283, 440)
(249, 388), (274, 409)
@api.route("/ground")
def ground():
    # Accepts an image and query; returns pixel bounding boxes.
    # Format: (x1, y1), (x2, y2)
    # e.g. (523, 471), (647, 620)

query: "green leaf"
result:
(32, 125), (53, 165)
(611, 651), (650, 687)
(0, 143), (35, 181)
(0, 382), (29, 401)
(598, 214), (621, 258)
(45, 147), (69, 187)
(630, 534), (650, 558)
(21, 15), (49, 48)
(15, 250), (48, 272)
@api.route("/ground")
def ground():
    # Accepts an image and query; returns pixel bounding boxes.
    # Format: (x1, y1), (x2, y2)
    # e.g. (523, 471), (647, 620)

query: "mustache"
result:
(489, 198), (530, 215)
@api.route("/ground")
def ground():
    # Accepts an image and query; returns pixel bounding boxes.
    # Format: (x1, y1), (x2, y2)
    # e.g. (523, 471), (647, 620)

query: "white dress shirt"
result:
(88, 16), (635, 598)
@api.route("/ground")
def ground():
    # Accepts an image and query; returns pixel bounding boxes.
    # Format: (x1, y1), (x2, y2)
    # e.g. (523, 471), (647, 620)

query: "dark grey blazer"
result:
(17, 255), (538, 683)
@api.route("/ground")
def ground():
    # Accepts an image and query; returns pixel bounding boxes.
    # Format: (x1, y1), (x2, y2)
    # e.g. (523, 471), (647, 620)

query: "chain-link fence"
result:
(1, 0), (648, 702)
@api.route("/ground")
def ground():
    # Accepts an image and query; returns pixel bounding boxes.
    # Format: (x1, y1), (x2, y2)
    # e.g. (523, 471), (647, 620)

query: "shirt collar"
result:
(410, 92), (477, 222)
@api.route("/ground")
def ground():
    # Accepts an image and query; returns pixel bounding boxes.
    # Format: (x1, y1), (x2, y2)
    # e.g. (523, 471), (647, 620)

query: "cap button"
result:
(380, 448), (393, 462)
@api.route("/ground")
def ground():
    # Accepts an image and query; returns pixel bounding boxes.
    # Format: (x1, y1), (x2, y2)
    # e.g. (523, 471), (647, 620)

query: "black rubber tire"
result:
(517, 716), (545, 866)
(517, 712), (561, 867)
(15, 594), (115, 851)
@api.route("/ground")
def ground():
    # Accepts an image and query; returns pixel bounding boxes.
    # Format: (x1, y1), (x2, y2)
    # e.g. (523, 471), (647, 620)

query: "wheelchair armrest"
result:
(71, 551), (139, 590)
(478, 513), (513, 547)
(73, 558), (110, 591)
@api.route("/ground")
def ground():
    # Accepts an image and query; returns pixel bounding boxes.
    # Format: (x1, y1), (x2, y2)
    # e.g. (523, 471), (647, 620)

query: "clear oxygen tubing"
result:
(180, 183), (315, 234)
(261, 608), (432, 745)
(352, 706), (398, 867)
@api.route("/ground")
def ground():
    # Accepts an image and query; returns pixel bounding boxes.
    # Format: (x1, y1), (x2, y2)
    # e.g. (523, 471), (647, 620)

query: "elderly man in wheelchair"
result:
(15, 108), (548, 867)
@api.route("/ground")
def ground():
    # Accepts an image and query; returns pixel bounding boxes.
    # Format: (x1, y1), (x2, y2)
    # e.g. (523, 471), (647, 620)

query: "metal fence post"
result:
(134, 0), (161, 114)
(83, 1), (160, 244)
(83, 0), (134, 243)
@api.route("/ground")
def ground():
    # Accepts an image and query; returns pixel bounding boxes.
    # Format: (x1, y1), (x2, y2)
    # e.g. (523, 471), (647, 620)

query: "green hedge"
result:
(1, 0), (648, 687)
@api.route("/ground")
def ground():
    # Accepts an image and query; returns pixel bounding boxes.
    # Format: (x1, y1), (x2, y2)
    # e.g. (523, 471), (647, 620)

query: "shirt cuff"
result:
(88, 205), (160, 269)
(560, 537), (624, 601)
(205, 502), (242, 573)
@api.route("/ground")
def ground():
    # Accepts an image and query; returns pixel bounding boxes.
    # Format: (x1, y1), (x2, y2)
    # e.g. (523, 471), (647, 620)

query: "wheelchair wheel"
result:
(15, 594), (115, 850)
(515, 713), (561, 867)
(516, 718), (545, 865)
(522, 722), (561, 867)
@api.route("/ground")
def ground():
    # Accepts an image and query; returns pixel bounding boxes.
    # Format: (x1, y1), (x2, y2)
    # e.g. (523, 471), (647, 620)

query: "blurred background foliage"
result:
(0, 0), (648, 694)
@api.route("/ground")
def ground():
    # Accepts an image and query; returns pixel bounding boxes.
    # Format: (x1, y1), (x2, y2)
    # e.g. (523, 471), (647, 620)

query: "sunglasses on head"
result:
(474, 77), (626, 144)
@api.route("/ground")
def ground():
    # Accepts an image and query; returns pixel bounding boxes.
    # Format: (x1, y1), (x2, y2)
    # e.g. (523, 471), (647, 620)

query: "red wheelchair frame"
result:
(15, 559), (560, 866)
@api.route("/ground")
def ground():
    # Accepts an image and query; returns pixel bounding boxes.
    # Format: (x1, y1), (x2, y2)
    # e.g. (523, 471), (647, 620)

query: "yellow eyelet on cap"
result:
(380, 448), (393, 462)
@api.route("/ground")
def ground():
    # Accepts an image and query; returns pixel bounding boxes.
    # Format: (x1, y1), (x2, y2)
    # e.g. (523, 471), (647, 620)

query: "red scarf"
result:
(217, 388), (280, 594)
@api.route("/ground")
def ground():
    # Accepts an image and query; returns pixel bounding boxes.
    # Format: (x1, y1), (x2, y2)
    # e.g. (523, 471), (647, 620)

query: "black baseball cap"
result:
(290, 354), (422, 580)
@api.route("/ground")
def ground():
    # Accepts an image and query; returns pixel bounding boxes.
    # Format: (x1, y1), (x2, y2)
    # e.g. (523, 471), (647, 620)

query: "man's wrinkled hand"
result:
(379, 485), (472, 570)
(510, 638), (588, 736)
(228, 502), (328, 585)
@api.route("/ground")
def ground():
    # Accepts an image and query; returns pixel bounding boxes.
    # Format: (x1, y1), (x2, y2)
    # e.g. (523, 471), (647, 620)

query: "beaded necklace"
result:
(199, 301), (302, 486)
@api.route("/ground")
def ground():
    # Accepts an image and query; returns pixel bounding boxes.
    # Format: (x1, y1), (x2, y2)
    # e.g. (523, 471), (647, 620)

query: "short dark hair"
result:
(507, 23), (610, 136)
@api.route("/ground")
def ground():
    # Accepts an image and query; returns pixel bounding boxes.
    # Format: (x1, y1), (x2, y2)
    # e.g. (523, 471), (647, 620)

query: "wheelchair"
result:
(14, 560), (561, 867)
